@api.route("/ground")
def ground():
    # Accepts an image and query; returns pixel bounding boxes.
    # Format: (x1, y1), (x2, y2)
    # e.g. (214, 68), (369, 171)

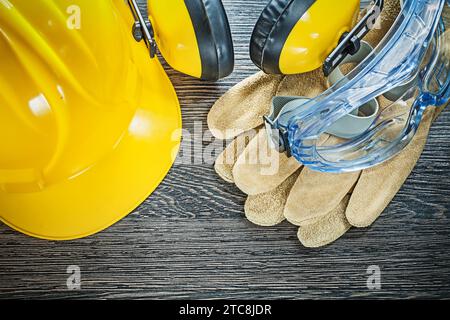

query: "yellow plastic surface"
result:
(147, 0), (203, 78)
(0, 0), (182, 240)
(279, 0), (360, 74)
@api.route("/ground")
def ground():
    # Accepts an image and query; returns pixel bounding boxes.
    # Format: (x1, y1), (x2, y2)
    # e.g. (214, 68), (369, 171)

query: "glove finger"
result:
(233, 130), (301, 195)
(208, 72), (284, 140)
(245, 170), (301, 226)
(284, 135), (360, 226)
(346, 109), (435, 227)
(233, 70), (328, 195)
(284, 167), (359, 226)
(215, 129), (259, 183)
(297, 196), (352, 248)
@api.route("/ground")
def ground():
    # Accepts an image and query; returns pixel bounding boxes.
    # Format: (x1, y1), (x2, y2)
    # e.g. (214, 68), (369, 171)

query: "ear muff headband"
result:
(250, 0), (316, 74)
(184, 0), (235, 80)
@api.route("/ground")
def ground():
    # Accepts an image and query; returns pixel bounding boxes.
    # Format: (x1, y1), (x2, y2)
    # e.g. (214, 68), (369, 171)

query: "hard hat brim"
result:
(0, 53), (182, 241)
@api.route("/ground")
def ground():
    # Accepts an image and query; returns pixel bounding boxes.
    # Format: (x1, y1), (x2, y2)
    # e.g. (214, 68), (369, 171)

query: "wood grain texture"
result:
(0, 0), (449, 300)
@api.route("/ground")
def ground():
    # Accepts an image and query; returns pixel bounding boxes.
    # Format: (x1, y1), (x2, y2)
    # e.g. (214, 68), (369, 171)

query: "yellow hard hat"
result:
(0, 0), (182, 240)
(250, 0), (360, 74)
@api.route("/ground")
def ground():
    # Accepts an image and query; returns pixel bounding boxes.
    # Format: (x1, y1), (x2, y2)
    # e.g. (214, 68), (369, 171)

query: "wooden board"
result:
(0, 0), (449, 299)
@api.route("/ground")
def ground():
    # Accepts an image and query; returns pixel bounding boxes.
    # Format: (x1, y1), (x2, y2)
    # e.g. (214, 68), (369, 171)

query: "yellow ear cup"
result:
(0, 0), (181, 240)
(250, 0), (360, 74)
(148, 0), (234, 80)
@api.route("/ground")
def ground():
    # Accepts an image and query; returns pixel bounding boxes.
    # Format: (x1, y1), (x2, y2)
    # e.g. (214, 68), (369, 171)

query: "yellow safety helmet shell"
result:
(0, 0), (182, 240)
(250, 0), (360, 74)
(148, 0), (234, 80)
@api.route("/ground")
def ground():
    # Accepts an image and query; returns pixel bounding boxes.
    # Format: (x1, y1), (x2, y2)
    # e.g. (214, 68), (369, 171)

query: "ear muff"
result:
(148, 0), (234, 80)
(250, 0), (360, 75)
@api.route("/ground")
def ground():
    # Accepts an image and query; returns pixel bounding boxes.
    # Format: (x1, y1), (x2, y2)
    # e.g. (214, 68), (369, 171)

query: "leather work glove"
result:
(208, 72), (442, 247)
(207, 0), (447, 247)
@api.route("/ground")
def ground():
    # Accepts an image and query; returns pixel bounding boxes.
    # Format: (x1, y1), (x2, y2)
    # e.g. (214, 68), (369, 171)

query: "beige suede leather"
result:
(215, 130), (258, 183)
(284, 168), (360, 227)
(208, 73), (283, 140)
(233, 130), (301, 195)
(245, 171), (300, 226)
(346, 110), (435, 227)
(298, 196), (352, 248)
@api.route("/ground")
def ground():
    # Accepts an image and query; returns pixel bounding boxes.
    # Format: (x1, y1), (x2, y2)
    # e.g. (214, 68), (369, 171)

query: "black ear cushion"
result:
(250, 0), (316, 74)
(185, 0), (234, 80)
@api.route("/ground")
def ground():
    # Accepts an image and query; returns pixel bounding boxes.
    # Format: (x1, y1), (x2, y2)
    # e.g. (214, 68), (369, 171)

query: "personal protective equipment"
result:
(208, 0), (447, 247)
(136, 0), (234, 80)
(0, 0), (182, 240)
(267, 41), (381, 141)
(264, 0), (450, 173)
(250, 0), (371, 75)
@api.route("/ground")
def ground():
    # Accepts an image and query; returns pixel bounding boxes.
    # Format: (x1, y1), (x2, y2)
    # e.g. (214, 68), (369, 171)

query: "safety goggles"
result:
(265, 0), (450, 173)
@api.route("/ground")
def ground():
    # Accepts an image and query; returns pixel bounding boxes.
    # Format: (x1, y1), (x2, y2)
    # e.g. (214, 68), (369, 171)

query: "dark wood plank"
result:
(0, 0), (449, 300)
